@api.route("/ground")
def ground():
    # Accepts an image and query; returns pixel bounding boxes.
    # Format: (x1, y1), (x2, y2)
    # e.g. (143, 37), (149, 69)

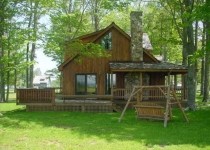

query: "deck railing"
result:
(16, 88), (55, 104)
(16, 86), (186, 105)
(113, 86), (186, 101)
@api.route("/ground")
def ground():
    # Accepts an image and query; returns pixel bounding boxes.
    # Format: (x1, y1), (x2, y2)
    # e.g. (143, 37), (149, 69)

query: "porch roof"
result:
(109, 62), (187, 74)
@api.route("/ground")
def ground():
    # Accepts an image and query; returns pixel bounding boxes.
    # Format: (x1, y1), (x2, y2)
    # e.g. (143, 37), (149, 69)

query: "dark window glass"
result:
(101, 32), (112, 50)
(76, 75), (86, 95)
(75, 74), (97, 95)
(105, 73), (116, 94)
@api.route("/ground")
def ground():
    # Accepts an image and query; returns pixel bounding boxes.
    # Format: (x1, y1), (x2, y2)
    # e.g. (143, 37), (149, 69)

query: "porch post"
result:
(164, 72), (171, 127)
(174, 75), (177, 89)
(137, 72), (143, 104)
(181, 74), (186, 101)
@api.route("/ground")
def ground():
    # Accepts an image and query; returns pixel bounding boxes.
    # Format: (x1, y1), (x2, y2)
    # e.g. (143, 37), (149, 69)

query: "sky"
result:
(34, 49), (57, 74)
(34, 15), (57, 75)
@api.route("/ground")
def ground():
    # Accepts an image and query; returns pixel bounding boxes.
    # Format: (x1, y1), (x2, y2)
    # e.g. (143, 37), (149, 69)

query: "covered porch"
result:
(109, 62), (188, 103)
(108, 61), (189, 126)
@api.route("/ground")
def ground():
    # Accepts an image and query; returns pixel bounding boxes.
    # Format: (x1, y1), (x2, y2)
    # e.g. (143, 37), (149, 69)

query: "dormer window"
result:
(100, 32), (112, 50)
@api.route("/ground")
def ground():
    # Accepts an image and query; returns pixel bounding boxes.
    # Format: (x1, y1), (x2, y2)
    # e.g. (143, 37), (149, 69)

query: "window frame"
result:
(75, 74), (97, 95)
(100, 32), (112, 50)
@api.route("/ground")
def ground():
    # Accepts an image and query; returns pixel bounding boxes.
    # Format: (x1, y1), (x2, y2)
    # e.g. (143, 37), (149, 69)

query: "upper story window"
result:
(100, 32), (112, 50)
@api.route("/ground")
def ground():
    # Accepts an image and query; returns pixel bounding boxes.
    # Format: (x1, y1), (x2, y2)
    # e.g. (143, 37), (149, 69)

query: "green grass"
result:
(1, 103), (210, 150)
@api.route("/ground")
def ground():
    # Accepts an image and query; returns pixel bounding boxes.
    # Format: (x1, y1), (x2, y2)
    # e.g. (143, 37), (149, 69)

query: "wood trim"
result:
(110, 69), (187, 74)
(58, 55), (77, 71)
(91, 22), (130, 43)
(143, 50), (160, 62)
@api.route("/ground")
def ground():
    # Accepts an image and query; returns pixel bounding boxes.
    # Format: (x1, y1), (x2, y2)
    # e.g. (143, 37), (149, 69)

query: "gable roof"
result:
(78, 22), (153, 50)
(78, 22), (130, 42)
(59, 22), (158, 71)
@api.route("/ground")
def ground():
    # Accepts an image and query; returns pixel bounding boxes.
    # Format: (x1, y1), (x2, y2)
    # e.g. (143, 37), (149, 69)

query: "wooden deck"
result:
(16, 87), (187, 112)
(16, 88), (113, 112)
(26, 100), (113, 112)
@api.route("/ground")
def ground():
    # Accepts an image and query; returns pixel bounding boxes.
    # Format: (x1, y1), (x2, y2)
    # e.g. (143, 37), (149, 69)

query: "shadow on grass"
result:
(1, 104), (210, 148)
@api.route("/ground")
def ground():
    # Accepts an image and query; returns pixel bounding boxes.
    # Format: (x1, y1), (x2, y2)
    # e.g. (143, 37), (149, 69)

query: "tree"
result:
(24, 0), (49, 88)
(0, 0), (51, 101)
(198, 1), (210, 102)
(143, 2), (182, 63)
(193, 0), (210, 102)
(158, 0), (197, 110)
(0, 0), (19, 102)
(44, 0), (90, 65)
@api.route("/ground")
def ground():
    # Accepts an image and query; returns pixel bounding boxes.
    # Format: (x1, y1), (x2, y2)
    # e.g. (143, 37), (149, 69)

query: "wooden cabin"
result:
(16, 11), (187, 114)
(58, 15), (187, 105)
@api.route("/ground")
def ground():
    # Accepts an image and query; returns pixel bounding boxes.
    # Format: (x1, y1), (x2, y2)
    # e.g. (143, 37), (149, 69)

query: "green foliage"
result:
(65, 39), (110, 62)
(193, 1), (210, 21)
(43, 1), (91, 65)
(143, 2), (182, 63)
(44, 0), (137, 65)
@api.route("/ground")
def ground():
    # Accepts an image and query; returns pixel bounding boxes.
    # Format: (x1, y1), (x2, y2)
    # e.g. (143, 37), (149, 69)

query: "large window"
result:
(100, 32), (112, 50)
(76, 74), (97, 95)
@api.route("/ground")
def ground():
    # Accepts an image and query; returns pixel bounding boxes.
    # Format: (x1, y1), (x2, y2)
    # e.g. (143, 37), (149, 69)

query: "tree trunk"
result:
(194, 20), (198, 92)
(185, 0), (196, 110)
(203, 20), (210, 102)
(182, 22), (188, 101)
(90, 0), (100, 31)
(30, 42), (35, 87)
(200, 22), (206, 96)
(0, 1), (7, 102)
(26, 1), (33, 88)
(14, 68), (17, 92)
(29, 1), (39, 88)
(6, 71), (10, 102)
(26, 42), (30, 88)
(93, 0), (99, 31)
(0, 45), (5, 102)
(6, 34), (11, 102)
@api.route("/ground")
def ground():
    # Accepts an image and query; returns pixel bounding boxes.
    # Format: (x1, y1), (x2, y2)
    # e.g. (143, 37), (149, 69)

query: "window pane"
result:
(101, 32), (112, 50)
(76, 75), (86, 95)
(87, 75), (96, 95)
(105, 74), (116, 94)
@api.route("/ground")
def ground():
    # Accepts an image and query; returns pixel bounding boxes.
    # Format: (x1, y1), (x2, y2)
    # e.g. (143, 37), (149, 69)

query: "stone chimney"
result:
(130, 11), (143, 62)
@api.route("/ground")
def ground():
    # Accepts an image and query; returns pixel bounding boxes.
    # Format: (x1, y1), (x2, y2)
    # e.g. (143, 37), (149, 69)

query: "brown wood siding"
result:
(149, 73), (166, 85)
(111, 28), (131, 61)
(62, 28), (131, 95)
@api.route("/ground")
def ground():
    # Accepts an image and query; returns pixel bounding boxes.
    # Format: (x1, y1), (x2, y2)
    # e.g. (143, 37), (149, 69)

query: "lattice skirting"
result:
(26, 104), (113, 112)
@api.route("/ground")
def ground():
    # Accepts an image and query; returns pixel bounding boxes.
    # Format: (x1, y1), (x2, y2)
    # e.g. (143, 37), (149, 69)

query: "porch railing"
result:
(113, 88), (134, 100)
(113, 86), (186, 101)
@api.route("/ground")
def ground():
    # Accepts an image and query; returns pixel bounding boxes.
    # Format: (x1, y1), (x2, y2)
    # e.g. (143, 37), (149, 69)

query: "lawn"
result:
(1, 102), (210, 150)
